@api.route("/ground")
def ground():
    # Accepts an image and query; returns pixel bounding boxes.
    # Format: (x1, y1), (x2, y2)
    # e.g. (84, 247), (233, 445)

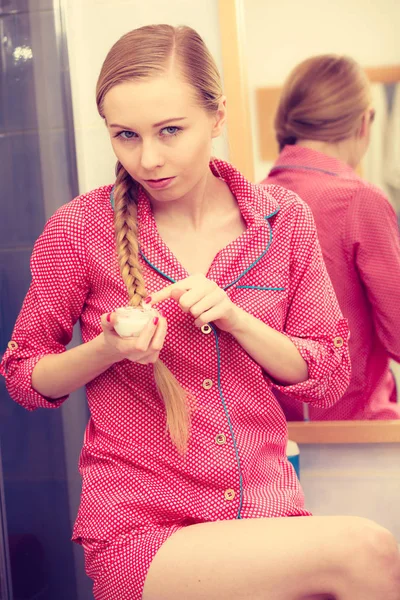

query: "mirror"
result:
(218, 0), (400, 441)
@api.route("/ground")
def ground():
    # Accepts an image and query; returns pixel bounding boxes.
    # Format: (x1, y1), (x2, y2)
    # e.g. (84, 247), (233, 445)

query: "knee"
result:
(346, 518), (400, 591)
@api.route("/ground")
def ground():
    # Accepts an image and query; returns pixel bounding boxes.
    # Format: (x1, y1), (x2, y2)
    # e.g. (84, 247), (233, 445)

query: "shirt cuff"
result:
(271, 323), (351, 407)
(1, 349), (68, 410)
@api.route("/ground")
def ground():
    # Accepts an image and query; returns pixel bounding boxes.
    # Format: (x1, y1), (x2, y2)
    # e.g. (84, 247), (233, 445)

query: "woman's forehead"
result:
(103, 74), (200, 126)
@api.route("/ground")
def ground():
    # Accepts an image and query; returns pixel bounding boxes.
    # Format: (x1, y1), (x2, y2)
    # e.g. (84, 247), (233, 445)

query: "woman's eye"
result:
(160, 126), (181, 137)
(118, 131), (137, 140)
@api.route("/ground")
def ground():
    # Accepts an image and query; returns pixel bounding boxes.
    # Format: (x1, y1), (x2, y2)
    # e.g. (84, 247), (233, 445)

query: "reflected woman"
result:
(263, 55), (400, 421)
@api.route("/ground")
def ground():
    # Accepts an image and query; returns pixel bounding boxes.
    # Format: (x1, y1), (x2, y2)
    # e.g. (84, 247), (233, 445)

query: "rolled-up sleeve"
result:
(272, 200), (351, 407)
(0, 199), (89, 410)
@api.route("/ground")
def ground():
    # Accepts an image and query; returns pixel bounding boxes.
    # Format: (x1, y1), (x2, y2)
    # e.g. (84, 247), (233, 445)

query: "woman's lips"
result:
(144, 177), (176, 190)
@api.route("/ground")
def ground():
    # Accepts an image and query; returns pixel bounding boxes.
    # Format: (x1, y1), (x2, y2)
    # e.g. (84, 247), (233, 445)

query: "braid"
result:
(114, 162), (147, 306)
(113, 162), (191, 453)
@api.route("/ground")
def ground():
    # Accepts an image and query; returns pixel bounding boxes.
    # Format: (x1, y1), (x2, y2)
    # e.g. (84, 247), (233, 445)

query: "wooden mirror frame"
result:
(218, 0), (400, 443)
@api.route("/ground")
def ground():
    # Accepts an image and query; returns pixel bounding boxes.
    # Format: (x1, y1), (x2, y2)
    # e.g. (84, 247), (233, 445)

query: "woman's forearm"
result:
(229, 307), (308, 385)
(31, 334), (119, 399)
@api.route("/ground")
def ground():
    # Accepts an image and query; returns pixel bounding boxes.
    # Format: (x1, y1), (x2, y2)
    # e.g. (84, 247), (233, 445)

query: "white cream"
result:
(113, 304), (156, 338)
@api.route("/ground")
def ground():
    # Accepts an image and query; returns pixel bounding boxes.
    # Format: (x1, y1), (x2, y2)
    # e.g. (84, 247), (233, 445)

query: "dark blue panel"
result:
(0, 132), (45, 248)
(0, 1), (54, 15)
(0, 12), (38, 133)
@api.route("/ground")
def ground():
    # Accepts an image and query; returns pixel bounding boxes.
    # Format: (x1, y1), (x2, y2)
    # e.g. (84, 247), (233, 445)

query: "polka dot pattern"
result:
(264, 145), (400, 420)
(1, 159), (350, 599)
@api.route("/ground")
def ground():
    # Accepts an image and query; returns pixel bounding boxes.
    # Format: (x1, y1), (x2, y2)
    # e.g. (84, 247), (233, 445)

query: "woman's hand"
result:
(149, 274), (242, 333)
(100, 311), (167, 365)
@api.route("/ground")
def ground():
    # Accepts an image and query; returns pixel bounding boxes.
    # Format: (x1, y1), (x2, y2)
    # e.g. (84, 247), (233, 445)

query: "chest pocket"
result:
(227, 270), (289, 330)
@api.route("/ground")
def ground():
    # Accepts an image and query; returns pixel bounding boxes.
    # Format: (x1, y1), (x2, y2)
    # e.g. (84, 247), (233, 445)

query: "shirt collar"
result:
(271, 145), (357, 179)
(112, 160), (280, 288)
(135, 158), (280, 230)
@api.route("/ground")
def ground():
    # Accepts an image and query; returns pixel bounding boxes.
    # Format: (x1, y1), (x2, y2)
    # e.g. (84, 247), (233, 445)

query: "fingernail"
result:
(144, 296), (152, 304)
(106, 313), (111, 322)
(153, 317), (159, 325)
(160, 311), (166, 318)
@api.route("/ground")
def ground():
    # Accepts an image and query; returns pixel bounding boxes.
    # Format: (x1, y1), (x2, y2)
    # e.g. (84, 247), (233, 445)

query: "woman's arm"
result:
(226, 306), (308, 385)
(149, 274), (307, 386)
(31, 314), (166, 399)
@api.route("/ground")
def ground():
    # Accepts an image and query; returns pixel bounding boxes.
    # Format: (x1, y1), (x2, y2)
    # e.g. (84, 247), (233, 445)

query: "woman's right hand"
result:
(100, 312), (167, 365)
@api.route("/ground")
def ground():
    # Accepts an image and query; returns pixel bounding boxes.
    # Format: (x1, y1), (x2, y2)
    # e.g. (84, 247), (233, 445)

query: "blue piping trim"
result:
(139, 250), (244, 517)
(269, 164), (338, 177)
(236, 285), (285, 291)
(212, 325), (244, 519)
(265, 207), (280, 219)
(139, 251), (177, 284)
(223, 217), (273, 291)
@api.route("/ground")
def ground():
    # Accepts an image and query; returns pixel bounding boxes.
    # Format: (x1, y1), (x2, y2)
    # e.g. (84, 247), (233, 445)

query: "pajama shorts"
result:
(81, 524), (183, 600)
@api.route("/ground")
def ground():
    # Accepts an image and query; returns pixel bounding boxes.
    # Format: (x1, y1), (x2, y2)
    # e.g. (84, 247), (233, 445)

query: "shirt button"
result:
(215, 433), (227, 445)
(224, 488), (236, 501)
(201, 324), (212, 335)
(333, 336), (344, 348)
(202, 379), (213, 390)
(7, 341), (18, 351)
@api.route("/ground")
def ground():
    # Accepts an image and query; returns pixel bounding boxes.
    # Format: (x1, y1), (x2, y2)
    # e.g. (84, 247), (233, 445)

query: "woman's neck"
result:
(296, 139), (358, 169)
(151, 170), (237, 232)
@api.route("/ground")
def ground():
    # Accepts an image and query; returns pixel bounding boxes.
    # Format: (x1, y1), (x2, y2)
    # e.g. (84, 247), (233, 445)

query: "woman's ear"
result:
(358, 108), (374, 140)
(211, 96), (227, 138)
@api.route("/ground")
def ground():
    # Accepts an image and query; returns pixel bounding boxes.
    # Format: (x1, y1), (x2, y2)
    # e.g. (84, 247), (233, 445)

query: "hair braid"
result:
(113, 162), (191, 453)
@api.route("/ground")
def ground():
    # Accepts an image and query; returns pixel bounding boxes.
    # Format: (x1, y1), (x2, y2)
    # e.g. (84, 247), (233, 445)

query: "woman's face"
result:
(103, 69), (225, 202)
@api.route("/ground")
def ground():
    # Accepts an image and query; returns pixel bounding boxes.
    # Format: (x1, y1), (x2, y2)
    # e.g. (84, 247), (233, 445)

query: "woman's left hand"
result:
(149, 274), (242, 333)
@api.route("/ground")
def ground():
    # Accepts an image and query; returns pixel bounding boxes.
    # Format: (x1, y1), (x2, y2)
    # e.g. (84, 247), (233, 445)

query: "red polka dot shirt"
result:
(263, 146), (400, 420)
(1, 160), (350, 543)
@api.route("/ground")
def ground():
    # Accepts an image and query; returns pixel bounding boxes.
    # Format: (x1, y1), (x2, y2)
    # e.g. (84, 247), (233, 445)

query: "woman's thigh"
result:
(142, 515), (399, 600)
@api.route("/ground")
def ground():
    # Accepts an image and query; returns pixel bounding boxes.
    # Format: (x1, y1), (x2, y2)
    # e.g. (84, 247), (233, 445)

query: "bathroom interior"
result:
(0, 0), (399, 598)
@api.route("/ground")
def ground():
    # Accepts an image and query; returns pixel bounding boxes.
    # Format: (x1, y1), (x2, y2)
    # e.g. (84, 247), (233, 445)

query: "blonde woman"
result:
(1, 27), (399, 600)
(263, 55), (400, 421)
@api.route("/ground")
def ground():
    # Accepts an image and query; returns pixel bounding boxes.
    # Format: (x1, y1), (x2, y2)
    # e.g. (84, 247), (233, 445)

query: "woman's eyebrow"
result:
(109, 117), (187, 129)
(152, 117), (187, 127)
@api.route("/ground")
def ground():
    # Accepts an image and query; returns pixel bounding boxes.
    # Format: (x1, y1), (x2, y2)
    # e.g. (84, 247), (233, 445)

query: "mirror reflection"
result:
(243, 0), (400, 421)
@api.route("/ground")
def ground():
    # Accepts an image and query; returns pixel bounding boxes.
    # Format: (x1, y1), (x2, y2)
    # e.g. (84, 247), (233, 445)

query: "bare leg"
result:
(143, 516), (400, 600)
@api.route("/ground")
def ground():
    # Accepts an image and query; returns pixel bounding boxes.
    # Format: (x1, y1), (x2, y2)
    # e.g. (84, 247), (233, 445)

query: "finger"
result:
(149, 284), (178, 305)
(194, 306), (223, 328)
(101, 312), (117, 332)
(150, 275), (200, 305)
(178, 287), (206, 312)
(188, 289), (221, 319)
(134, 314), (160, 351)
(150, 316), (168, 350)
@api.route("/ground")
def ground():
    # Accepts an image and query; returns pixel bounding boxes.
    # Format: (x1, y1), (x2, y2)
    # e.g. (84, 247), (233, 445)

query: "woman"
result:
(1, 27), (399, 600)
(263, 54), (400, 421)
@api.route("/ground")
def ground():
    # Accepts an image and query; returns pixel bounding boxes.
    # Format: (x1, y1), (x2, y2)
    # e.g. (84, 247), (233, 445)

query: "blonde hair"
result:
(275, 54), (371, 151)
(96, 25), (223, 453)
